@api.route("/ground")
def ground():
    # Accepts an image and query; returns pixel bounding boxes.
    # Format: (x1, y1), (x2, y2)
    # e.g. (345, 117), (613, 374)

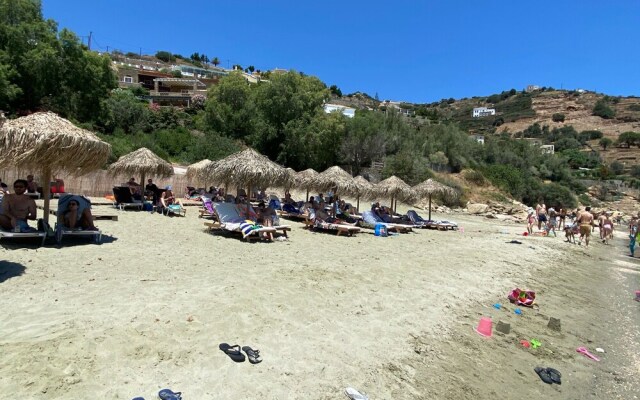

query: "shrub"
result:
(610, 161), (624, 175)
(538, 182), (577, 209)
(578, 193), (592, 206)
(155, 51), (174, 63)
(593, 99), (616, 119)
(462, 169), (485, 185)
(552, 113), (565, 122)
(630, 165), (640, 178)
(627, 104), (640, 111)
(599, 137), (613, 150)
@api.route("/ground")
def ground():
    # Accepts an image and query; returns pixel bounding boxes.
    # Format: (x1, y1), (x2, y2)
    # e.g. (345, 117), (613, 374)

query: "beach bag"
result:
(374, 223), (388, 237)
(508, 288), (536, 307)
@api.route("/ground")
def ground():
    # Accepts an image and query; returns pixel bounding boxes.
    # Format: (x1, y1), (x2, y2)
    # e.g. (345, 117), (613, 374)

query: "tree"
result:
(429, 151), (449, 171)
(101, 89), (150, 133)
(211, 57), (220, 67)
(155, 51), (173, 63)
(617, 131), (640, 148)
(329, 84), (342, 97)
(593, 99), (616, 119)
(552, 113), (565, 122)
(247, 65), (255, 73)
(203, 72), (255, 140)
(599, 137), (613, 150)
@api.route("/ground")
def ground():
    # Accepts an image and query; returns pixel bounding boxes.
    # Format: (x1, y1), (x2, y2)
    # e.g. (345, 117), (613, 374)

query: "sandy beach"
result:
(1, 202), (639, 399)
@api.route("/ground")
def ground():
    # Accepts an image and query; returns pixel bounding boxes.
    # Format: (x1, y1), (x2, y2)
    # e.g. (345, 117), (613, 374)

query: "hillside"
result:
(335, 89), (640, 169)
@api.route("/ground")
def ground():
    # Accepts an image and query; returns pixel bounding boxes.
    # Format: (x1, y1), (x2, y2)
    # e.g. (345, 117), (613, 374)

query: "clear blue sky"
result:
(43, 0), (640, 103)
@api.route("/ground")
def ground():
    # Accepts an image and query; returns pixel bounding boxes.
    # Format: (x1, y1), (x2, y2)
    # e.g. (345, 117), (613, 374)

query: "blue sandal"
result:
(158, 388), (182, 400)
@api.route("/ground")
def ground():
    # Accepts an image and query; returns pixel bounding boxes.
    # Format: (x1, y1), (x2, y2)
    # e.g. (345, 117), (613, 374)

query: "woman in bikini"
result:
(602, 213), (614, 244)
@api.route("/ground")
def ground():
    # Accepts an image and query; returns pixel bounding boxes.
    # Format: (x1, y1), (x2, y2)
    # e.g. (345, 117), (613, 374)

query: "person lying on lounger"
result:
(60, 199), (98, 231)
(313, 202), (355, 225)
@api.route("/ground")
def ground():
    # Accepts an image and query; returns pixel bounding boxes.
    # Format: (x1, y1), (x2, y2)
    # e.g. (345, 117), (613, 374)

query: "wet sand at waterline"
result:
(0, 204), (638, 399)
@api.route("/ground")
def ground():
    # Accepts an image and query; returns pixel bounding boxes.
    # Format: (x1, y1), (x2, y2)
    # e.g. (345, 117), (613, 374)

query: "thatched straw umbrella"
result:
(308, 166), (358, 216)
(107, 147), (173, 190)
(293, 168), (318, 202)
(186, 159), (213, 188)
(413, 178), (457, 220)
(373, 175), (415, 213)
(0, 111), (111, 224)
(205, 148), (290, 200)
(353, 175), (374, 212)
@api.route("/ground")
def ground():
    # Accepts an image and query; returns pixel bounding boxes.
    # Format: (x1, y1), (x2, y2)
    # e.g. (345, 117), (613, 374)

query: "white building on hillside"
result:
(472, 107), (496, 118)
(324, 103), (356, 118)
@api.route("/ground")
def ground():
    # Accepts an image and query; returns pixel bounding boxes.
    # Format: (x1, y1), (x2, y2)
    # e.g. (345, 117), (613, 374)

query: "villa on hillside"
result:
(324, 103), (356, 118)
(472, 107), (496, 117)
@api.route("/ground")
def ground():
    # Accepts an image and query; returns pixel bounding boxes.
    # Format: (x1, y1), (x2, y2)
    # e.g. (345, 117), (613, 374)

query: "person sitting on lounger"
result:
(60, 199), (98, 230)
(160, 186), (182, 208)
(313, 202), (354, 225)
(26, 174), (38, 194)
(257, 201), (277, 227)
(0, 179), (37, 231)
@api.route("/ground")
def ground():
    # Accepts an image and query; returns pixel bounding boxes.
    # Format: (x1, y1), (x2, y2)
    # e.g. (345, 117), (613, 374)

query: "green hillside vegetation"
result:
(3, 0), (640, 207)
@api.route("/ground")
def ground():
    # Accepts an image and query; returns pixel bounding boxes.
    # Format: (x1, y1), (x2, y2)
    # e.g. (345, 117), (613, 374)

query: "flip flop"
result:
(345, 387), (369, 400)
(534, 367), (553, 384)
(242, 346), (262, 364)
(219, 342), (246, 362)
(132, 397), (145, 400)
(546, 368), (562, 384)
(158, 388), (182, 400)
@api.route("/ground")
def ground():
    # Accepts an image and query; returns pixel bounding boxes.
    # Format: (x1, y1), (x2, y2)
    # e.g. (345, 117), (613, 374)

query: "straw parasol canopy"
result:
(413, 178), (458, 220)
(0, 111), (112, 224)
(308, 166), (358, 197)
(353, 175), (374, 212)
(108, 147), (173, 181)
(373, 175), (415, 212)
(186, 159), (213, 186)
(204, 148), (290, 194)
(293, 168), (318, 201)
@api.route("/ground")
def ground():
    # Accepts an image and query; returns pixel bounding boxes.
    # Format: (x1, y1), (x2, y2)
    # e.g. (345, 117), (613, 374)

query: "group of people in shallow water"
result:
(526, 202), (625, 248)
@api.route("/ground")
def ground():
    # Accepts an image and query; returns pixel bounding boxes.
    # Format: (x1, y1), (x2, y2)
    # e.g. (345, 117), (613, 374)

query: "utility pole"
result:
(139, 47), (142, 57)
(88, 31), (92, 50)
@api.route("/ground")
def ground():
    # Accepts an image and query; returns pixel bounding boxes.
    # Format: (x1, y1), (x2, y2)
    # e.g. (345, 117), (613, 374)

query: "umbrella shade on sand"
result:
(373, 175), (415, 213)
(205, 148), (291, 196)
(353, 175), (374, 212)
(293, 168), (318, 202)
(108, 147), (173, 190)
(186, 159), (213, 187)
(0, 111), (111, 224)
(413, 178), (457, 220)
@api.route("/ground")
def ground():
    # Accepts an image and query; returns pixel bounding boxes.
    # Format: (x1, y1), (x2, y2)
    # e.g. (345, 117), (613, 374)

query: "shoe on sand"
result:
(242, 346), (262, 364)
(345, 387), (369, 400)
(158, 388), (182, 400)
(219, 343), (246, 362)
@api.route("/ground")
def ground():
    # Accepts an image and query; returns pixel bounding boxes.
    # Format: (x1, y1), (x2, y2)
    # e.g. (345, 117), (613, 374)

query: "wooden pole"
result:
(428, 194), (432, 221)
(356, 195), (360, 214)
(42, 168), (51, 225)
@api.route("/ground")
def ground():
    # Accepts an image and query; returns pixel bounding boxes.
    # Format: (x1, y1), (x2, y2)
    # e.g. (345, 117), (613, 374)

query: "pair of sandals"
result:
(132, 388), (181, 400)
(219, 343), (262, 364)
(534, 367), (562, 385)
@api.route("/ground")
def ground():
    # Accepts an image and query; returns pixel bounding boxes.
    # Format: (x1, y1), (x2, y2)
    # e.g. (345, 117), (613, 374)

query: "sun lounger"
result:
(304, 210), (360, 236)
(199, 197), (215, 219)
(0, 223), (46, 247)
(55, 195), (102, 245)
(359, 211), (413, 233)
(407, 210), (457, 230)
(112, 186), (143, 211)
(204, 202), (289, 241)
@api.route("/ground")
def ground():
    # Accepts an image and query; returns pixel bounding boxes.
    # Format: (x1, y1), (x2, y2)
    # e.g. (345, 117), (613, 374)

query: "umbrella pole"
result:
(140, 173), (146, 200)
(42, 168), (51, 226)
(305, 189), (309, 203)
(428, 194), (432, 221)
(356, 195), (360, 214)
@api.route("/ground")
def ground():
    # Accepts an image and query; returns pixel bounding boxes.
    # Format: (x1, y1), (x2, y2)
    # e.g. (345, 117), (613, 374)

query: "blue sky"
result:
(43, 0), (640, 103)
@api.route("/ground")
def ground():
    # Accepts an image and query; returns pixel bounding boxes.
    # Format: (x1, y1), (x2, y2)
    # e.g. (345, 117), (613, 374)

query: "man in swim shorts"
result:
(577, 207), (594, 247)
(537, 203), (547, 231)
